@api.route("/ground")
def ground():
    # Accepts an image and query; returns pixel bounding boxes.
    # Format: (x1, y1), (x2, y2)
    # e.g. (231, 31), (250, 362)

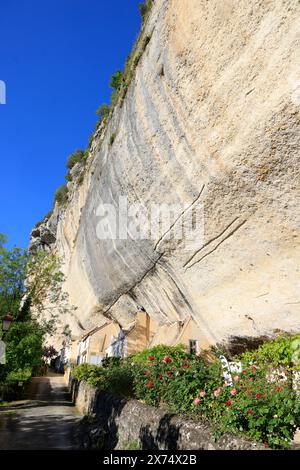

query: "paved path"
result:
(0, 374), (81, 449)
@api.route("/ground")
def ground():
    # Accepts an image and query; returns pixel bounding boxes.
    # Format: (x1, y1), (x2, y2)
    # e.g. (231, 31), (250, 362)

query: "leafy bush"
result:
(122, 440), (141, 450)
(237, 333), (300, 368)
(6, 368), (32, 383)
(110, 70), (123, 92)
(101, 356), (121, 369)
(197, 365), (300, 449)
(72, 341), (300, 449)
(132, 345), (207, 408)
(55, 185), (68, 207)
(65, 172), (72, 182)
(72, 361), (133, 397)
(96, 103), (111, 120)
(66, 149), (85, 170)
(72, 364), (104, 386)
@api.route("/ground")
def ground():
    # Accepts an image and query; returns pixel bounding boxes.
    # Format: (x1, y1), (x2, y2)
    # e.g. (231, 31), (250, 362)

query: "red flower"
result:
(275, 385), (281, 392)
(226, 401), (232, 407)
(167, 371), (173, 378)
(144, 370), (149, 375)
(256, 393), (261, 399)
(248, 409), (253, 415)
(149, 355), (155, 361)
(242, 370), (247, 375)
(146, 381), (154, 388)
(159, 375), (163, 380)
(183, 363), (190, 369)
(163, 356), (172, 363)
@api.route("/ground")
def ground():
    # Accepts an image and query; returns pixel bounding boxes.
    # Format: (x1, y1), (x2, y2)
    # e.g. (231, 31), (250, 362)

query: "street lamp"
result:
(2, 314), (13, 332)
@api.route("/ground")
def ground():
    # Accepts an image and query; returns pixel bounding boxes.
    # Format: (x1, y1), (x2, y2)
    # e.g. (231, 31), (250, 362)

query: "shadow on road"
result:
(0, 374), (81, 450)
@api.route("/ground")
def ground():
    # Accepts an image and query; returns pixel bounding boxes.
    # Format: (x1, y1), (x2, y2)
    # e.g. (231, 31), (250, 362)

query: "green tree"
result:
(0, 234), (71, 396)
(110, 70), (123, 92)
(96, 103), (111, 120)
(0, 234), (28, 317)
(26, 250), (66, 319)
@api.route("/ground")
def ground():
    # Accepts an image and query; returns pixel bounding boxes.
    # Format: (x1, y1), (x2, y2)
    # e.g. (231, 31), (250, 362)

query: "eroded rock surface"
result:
(32, 0), (300, 346)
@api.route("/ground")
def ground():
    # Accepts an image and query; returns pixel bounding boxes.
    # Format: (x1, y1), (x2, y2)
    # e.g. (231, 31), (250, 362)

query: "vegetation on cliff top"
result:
(49, 0), (153, 215)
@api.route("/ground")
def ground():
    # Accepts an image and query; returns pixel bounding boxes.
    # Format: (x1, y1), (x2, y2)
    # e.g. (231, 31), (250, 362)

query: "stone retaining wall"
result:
(71, 381), (265, 450)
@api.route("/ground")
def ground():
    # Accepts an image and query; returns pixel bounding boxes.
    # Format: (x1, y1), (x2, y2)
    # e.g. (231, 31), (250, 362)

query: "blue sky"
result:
(0, 0), (142, 248)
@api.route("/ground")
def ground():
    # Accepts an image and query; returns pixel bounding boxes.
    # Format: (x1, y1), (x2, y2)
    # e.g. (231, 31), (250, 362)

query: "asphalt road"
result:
(0, 374), (80, 450)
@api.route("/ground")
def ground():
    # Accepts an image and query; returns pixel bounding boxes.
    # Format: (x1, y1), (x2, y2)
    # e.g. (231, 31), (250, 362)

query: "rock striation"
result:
(31, 0), (300, 349)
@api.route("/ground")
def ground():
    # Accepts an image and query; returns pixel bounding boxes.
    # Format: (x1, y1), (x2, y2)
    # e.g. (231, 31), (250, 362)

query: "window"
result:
(189, 339), (199, 354)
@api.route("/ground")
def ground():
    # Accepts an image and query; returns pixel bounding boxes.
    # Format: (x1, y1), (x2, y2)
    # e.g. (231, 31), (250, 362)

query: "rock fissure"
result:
(185, 219), (247, 270)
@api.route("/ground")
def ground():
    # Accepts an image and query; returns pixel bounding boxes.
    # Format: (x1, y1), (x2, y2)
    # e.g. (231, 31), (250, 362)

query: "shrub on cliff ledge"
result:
(96, 103), (111, 121)
(139, 0), (152, 22)
(54, 185), (68, 207)
(66, 149), (85, 170)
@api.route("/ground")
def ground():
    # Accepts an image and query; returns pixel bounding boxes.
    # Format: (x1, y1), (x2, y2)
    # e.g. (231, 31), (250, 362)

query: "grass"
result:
(121, 440), (141, 450)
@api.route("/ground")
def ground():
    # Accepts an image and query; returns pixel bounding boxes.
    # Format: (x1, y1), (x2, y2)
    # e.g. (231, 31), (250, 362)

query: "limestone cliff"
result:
(30, 0), (300, 351)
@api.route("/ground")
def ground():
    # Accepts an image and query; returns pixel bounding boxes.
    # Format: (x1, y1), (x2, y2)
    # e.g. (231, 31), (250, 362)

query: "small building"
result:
(77, 321), (120, 365)
(76, 311), (158, 365)
(74, 312), (210, 366)
(150, 315), (211, 353)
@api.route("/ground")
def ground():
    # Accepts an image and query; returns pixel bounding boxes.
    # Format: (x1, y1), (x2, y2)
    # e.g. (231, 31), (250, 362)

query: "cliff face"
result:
(31, 0), (300, 349)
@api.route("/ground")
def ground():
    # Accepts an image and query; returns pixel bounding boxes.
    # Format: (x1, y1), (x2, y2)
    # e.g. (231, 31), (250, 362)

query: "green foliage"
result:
(26, 251), (65, 317)
(291, 337), (300, 366)
(6, 368), (32, 383)
(96, 103), (111, 120)
(132, 345), (207, 408)
(72, 361), (133, 397)
(4, 320), (45, 373)
(65, 171), (72, 182)
(0, 235), (28, 317)
(73, 340), (300, 449)
(0, 234), (68, 401)
(122, 440), (141, 450)
(133, 344), (187, 365)
(133, 35), (151, 69)
(237, 333), (300, 368)
(110, 70), (123, 92)
(55, 185), (68, 207)
(110, 91), (119, 107)
(77, 1), (153, 150)
(66, 149), (85, 170)
(72, 363), (103, 385)
(139, 0), (152, 22)
(198, 365), (300, 449)
(101, 356), (121, 369)
(133, 54), (141, 68)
